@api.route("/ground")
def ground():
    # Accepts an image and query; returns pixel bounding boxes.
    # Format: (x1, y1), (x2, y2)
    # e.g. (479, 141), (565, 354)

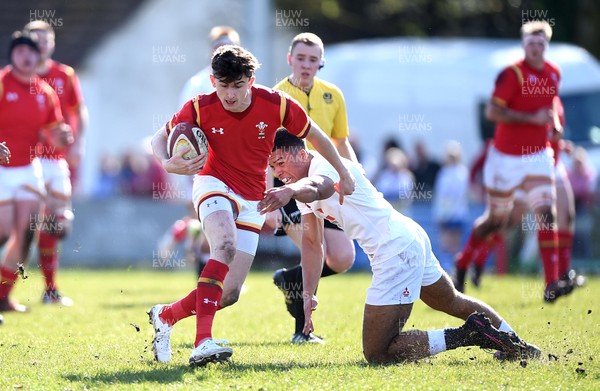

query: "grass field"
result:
(0, 269), (598, 390)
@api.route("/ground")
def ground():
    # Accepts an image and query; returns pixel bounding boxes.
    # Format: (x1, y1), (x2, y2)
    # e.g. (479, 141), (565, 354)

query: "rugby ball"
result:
(167, 122), (209, 160)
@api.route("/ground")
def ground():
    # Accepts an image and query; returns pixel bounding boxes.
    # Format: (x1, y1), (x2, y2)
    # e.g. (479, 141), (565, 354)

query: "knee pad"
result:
(198, 195), (234, 222)
(527, 184), (555, 211)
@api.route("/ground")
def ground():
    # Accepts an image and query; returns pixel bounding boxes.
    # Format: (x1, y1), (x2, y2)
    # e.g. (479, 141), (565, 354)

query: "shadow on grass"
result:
(223, 359), (367, 373)
(62, 360), (368, 386)
(63, 364), (201, 385)
(100, 302), (160, 310)
(174, 341), (289, 350)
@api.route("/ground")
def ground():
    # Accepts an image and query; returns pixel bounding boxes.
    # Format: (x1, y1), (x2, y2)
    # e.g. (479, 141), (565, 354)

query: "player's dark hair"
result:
(211, 45), (260, 83)
(273, 128), (306, 153)
(8, 30), (40, 60)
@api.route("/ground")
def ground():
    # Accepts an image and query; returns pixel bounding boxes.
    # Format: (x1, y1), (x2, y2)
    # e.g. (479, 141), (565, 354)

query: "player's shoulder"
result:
(494, 62), (522, 85)
(253, 84), (287, 105)
(0, 66), (10, 82)
(193, 91), (219, 107)
(544, 60), (561, 75)
(50, 60), (77, 78)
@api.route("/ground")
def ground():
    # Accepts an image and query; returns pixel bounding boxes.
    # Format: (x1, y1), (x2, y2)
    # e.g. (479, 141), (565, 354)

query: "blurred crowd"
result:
(93, 142), (169, 199)
(93, 134), (598, 263)
(94, 135), (598, 211)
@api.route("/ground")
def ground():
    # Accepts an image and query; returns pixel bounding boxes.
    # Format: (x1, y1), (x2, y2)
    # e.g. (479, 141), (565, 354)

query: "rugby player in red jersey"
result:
(0, 31), (71, 313)
(147, 45), (355, 367)
(461, 97), (584, 296)
(454, 21), (564, 302)
(25, 20), (88, 306)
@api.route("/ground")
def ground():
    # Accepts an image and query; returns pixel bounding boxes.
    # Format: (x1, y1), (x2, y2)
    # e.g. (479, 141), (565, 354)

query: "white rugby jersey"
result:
(297, 153), (419, 264)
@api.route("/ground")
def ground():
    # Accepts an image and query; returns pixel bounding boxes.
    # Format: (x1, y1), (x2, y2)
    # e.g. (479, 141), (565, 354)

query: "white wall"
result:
(77, 0), (294, 196)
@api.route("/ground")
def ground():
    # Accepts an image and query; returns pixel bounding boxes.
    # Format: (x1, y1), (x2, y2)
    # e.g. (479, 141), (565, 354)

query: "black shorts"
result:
(273, 177), (341, 235)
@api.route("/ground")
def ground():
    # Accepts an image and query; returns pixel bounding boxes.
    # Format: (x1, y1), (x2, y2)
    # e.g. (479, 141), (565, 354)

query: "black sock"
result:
(443, 326), (466, 350)
(320, 262), (338, 278)
(293, 299), (305, 334)
(283, 262), (339, 282)
(282, 265), (303, 288)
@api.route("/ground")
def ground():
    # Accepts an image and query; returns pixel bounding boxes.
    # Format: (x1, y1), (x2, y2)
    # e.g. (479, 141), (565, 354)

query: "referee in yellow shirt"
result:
(272, 33), (358, 344)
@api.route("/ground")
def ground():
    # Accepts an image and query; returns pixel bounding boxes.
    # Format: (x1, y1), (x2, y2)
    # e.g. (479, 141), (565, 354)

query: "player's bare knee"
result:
(214, 240), (236, 262)
(363, 347), (390, 364)
(326, 252), (354, 273)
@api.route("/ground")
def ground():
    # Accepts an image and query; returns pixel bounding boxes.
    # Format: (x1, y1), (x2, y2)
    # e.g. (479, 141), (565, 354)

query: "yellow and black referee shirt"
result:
(273, 77), (349, 150)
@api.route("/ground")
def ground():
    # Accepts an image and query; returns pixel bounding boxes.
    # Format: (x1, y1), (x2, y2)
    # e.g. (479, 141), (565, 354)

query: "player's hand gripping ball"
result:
(167, 122), (209, 160)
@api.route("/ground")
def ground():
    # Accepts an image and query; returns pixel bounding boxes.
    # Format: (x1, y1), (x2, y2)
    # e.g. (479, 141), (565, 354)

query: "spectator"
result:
(411, 140), (440, 192)
(432, 141), (469, 271)
(374, 147), (414, 211)
(93, 153), (122, 199)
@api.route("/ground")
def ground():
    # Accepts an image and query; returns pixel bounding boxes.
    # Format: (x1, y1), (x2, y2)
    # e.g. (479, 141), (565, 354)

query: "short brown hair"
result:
(211, 45), (260, 83)
(24, 20), (55, 36)
(289, 32), (324, 57)
(521, 20), (552, 41)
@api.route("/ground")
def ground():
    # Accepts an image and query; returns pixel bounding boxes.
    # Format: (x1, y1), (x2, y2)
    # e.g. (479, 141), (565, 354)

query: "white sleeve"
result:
(310, 154), (341, 184)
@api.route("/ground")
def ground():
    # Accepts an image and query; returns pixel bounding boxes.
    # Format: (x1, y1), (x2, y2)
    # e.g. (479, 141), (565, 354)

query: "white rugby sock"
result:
(427, 329), (447, 355)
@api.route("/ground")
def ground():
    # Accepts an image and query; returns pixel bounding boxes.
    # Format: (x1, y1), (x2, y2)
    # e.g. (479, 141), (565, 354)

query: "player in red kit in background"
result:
(147, 45), (355, 367)
(24, 20), (88, 306)
(454, 21), (566, 302)
(0, 31), (72, 313)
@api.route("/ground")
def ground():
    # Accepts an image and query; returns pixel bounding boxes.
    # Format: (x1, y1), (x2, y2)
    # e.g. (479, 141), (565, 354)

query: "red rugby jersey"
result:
(0, 67), (62, 167)
(491, 59), (560, 156)
(167, 85), (311, 200)
(37, 60), (84, 159)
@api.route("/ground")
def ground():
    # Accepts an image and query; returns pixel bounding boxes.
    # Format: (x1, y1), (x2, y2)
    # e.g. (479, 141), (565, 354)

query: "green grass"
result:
(0, 269), (598, 390)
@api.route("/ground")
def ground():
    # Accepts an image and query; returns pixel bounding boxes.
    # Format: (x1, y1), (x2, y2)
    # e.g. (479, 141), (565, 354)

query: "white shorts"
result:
(192, 175), (265, 255)
(40, 158), (72, 199)
(0, 159), (45, 202)
(483, 145), (554, 193)
(366, 223), (444, 306)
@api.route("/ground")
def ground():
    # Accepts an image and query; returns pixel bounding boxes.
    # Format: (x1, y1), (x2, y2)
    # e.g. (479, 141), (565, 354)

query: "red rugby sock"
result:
(195, 259), (229, 346)
(38, 232), (59, 291)
(456, 231), (487, 270)
(557, 231), (573, 276)
(538, 229), (558, 285)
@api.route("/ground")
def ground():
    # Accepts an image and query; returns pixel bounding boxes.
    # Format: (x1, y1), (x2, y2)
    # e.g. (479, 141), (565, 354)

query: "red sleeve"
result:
(281, 95), (310, 139)
(491, 67), (519, 107)
(45, 84), (63, 127)
(166, 98), (199, 135)
(65, 70), (84, 112)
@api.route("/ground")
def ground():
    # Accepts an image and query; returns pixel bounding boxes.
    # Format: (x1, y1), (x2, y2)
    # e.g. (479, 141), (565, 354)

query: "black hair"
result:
(211, 45), (260, 84)
(8, 30), (39, 61)
(273, 128), (306, 153)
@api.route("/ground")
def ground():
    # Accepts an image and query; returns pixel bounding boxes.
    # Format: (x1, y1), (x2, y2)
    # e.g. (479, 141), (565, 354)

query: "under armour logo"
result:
(212, 127), (224, 134)
(206, 200), (218, 207)
(203, 298), (218, 306)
